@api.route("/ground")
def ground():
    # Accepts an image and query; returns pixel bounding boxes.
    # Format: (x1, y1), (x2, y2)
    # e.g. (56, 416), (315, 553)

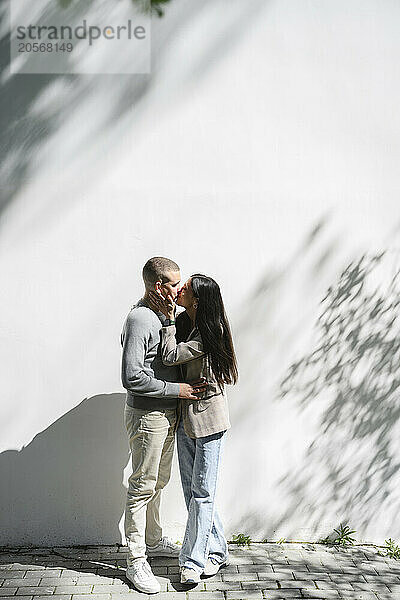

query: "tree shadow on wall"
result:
(0, 393), (129, 547)
(275, 251), (400, 539)
(0, 0), (266, 221)
(225, 217), (343, 538)
(0, 0), (154, 216)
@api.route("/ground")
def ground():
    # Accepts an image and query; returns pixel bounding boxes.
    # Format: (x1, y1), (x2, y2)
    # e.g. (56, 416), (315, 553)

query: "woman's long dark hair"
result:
(186, 274), (238, 388)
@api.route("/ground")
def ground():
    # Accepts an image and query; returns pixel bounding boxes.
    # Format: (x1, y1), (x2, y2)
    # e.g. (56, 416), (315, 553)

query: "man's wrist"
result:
(165, 318), (176, 326)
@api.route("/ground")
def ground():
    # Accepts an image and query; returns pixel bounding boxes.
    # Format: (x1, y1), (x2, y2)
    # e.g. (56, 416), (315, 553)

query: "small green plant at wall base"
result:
(320, 524), (356, 547)
(333, 524), (356, 547)
(232, 533), (252, 546)
(378, 538), (400, 559)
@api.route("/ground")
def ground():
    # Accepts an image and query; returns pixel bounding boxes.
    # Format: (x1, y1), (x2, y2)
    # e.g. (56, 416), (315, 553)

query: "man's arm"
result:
(121, 311), (180, 398)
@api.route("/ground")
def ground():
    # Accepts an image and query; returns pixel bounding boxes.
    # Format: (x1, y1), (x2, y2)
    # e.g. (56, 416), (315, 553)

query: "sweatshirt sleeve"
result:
(160, 325), (205, 366)
(121, 312), (180, 398)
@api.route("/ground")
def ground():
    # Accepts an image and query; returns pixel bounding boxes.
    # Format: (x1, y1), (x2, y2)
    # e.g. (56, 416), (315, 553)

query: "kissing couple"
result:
(121, 257), (238, 593)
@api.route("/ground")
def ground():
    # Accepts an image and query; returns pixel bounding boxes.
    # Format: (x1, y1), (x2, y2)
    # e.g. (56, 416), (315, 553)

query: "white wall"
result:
(1, 0), (400, 546)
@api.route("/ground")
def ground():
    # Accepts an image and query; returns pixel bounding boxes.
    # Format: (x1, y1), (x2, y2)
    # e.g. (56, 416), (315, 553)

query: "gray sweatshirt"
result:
(121, 300), (180, 410)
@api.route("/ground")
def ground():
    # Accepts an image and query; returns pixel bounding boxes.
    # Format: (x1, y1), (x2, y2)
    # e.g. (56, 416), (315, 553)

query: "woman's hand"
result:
(148, 291), (176, 319)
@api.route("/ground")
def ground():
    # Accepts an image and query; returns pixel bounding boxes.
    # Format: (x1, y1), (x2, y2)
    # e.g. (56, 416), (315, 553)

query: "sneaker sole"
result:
(126, 573), (161, 594)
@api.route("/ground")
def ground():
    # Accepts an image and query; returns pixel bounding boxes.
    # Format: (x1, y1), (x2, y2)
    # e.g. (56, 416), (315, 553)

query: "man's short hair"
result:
(142, 257), (180, 288)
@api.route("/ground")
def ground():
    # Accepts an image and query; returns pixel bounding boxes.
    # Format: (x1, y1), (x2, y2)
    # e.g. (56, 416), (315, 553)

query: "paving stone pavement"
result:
(1, 543), (400, 600)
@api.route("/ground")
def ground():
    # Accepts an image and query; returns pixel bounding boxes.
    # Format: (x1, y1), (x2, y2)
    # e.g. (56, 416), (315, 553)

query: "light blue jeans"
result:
(177, 418), (228, 573)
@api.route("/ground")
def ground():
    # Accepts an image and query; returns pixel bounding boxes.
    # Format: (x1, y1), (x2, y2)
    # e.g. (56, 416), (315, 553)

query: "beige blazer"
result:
(160, 325), (231, 439)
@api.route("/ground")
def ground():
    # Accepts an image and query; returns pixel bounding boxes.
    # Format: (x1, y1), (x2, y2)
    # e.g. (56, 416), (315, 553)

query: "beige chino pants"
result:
(124, 405), (177, 565)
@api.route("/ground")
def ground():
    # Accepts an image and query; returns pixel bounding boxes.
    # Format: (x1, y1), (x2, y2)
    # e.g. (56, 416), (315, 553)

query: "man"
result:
(121, 257), (205, 594)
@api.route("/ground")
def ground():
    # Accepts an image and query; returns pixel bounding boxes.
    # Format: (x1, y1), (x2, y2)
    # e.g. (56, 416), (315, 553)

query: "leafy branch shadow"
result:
(276, 250), (400, 537)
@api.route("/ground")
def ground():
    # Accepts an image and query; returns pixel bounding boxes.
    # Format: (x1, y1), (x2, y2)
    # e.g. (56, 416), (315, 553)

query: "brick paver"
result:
(1, 543), (399, 599)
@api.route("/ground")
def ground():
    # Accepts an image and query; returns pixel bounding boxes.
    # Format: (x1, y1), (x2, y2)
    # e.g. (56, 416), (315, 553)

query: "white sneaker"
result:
(146, 536), (181, 557)
(180, 566), (201, 584)
(203, 556), (230, 577)
(126, 559), (161, 594)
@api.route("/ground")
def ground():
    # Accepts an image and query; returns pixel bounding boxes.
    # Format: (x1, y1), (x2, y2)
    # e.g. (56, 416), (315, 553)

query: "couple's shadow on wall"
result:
(0, 394), (128, 547)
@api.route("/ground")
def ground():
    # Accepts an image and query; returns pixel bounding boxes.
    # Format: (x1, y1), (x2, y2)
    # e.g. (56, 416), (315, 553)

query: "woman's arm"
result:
(160, 325), (205, 366)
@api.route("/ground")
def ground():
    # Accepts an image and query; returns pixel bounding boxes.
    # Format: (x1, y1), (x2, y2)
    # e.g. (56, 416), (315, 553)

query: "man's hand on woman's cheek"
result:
(148, 290), (167, 313)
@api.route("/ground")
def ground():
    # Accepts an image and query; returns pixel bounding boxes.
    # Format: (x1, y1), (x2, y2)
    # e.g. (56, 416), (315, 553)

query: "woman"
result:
(149, 274), (238, 584)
